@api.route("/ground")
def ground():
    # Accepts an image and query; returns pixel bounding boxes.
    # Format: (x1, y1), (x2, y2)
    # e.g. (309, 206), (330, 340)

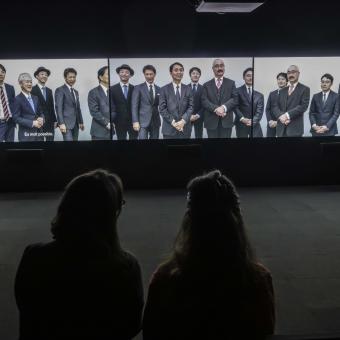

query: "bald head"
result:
(212, 59), (225, 78)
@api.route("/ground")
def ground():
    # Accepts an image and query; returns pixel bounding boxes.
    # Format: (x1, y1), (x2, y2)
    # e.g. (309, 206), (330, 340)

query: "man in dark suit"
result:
(235, 67), (264, 138)
(201, 59), (238, 138)
(88, 66), (116, 140)
(0, 64), (16, 142)
(310, 73), (339, 136)
(273, 65), (310, 137)
(12, 73), (44, 142)
(110, 64), (137, 140)
(159, 62), (194, 139)
(265, 72), (288, 137)
(55, 68), (84, 141)
(188, 67), (204, 138)
(31, 66), (57, 141)
(131, 65), (161, 139)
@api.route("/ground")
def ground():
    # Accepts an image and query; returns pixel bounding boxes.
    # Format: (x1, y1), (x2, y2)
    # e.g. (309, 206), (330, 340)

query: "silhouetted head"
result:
(51, 169), (124, 250)
(167, 170), (256, 275)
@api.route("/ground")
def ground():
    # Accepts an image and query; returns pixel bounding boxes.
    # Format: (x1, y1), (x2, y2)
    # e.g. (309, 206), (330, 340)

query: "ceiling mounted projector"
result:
(195, 1), (265, 13)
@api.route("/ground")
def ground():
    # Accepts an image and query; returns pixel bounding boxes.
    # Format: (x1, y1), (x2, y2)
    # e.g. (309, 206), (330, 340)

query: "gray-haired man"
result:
(12, 73), (44, 142)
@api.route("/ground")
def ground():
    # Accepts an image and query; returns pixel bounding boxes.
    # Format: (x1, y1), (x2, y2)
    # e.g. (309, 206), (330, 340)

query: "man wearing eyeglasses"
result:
(273, 65), (310, 137)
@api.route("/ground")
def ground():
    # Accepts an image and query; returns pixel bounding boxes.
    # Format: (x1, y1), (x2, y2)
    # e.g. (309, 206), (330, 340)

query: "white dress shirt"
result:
(172, 82), (182, 96)
(120, 82), (129, 96)
(322, 90), (330, 103)
(38, 83), (46, 97)
(285, 82), (299, 119)
(214, 77), (228, 114)
(146, 82), (155, 98)
(65, 83), (77, 102)
(100, 84), (108, 96)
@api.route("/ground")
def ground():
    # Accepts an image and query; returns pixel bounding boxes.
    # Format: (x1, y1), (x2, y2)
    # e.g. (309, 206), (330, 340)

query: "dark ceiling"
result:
(2, 0), (340, 58)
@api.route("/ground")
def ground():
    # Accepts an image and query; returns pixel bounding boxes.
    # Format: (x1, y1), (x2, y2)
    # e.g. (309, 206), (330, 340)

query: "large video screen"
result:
(254, 57), (340, 137)
(1, 57), (339, 142)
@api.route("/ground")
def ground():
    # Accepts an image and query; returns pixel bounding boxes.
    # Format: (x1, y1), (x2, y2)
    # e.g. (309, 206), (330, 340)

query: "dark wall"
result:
(1, 138), (340, 191)
(2, 0), (340, 191)
(2, 0), (340, 58)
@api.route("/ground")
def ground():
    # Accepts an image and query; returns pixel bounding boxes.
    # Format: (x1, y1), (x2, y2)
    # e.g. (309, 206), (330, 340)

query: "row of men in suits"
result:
(109, 60), (339, 140)
(0, 65), (83, 142)
(1, 62), (340, 143)
(266, 68), (339, 137)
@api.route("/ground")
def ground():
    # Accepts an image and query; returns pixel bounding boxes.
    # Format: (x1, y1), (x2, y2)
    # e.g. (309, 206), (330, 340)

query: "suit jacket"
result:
(15, 241), (144, 340)
(12, 93), (44, 141)
(88, 85), (116, 139)
(188, 83), (204, 124)
(31, 85), (57, 127)
(3, 83), (15, 111)
(3, 83), (16, 125)
(131, 82), (161, 128)
(55, 84), (83, 129)
(159, 83), (194, 136)
(234, 85), (264, 126)
(309, 90), (339, 136)
(201, 77), (238, 129)
(110, 83), (134, 128)
(273, 83), (310, 137)
(265, 89), (280, 125)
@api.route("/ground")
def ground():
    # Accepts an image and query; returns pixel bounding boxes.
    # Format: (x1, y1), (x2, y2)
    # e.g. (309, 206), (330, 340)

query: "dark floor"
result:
(1, 187), (340, 339)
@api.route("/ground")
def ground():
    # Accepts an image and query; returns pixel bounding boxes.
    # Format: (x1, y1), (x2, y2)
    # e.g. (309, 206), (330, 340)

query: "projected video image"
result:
(0, 59), (110, 142)
(109, 57), (253, 140)
(2, 57), (339, 142)
(254, 57), (340, 137)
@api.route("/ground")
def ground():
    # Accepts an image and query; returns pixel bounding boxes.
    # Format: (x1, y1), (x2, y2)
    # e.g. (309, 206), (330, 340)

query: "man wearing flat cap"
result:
(12, 73), (44, 141)
(110, 64), (137, 140)
(31, 67), (57, 141)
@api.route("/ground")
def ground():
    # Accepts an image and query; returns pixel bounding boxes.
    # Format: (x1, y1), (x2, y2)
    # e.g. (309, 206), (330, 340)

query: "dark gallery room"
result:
(1, 0), (340, 339)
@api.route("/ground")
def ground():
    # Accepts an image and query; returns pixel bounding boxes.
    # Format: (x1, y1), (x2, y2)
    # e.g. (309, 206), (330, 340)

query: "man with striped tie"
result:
(273, 65), (310, 137)
(201, 59), (238, 138)
(0, 64), (16, 142)
(12, 73), (44, 142)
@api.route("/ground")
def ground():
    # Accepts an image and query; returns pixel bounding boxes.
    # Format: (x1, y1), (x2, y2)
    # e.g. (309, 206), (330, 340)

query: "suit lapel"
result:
(143, 83), (152, 104)
(242, 85), (251, 103)
(210, 79), (219, 102)
(21, 93), (35, 114)
(98, 85), (108, 104)
(287, 83), (299, 105)
(63, 84), (75, 104)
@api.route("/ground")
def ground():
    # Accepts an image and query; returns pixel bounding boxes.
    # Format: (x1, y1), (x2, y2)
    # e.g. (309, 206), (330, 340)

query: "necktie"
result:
(288, 84), (294, 96)
(0, 86), (11, 120)
(27, 95), (35, 112)
(323, 93), (326, 105)
(42, 86), (47, 100)
(248, 87), (252, 100)
(123, 85), (128, 99)
(193, 84), (197, 92)
(70, 88), (77, 107)
(149, 84), (154, 103)
(176, 85), (181, 102)
(216, 78), (222, 90)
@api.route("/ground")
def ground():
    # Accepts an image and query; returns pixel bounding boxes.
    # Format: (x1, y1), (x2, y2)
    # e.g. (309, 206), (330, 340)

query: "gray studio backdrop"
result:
(2, 57), (340, 141)
(254, 57), (340, 137)
(109, 57), (253, 139)
(1, 59), (108, 141)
